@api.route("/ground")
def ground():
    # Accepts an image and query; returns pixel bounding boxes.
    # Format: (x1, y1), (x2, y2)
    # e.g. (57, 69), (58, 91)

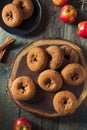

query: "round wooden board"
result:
(7, 39), (87, 118)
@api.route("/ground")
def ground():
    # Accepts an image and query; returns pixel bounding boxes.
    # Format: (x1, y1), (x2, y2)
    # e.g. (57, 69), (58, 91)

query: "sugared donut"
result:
(53, 90), (78, 115)
(27, 47), (48, 72)
(60, 45), (79, 67)
(11, 76), (36, 101)
(38, 69), (63, 92)
(46, 46), (64, 70)
(61, 63), (86, 86)
(13, 0), (34, 20)
(2, 3), (23, 27)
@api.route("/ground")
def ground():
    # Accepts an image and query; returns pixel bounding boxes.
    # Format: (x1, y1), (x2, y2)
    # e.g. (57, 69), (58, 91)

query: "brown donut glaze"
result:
(53, 90), (78, 115)
(13, 0), (34, 20)
(60, 45), (79, 67)
(2, 3), (23, 27)
(38, 69), (63, 92)
(61, 63), (86, 86)
(46, 46), (64, 70)
(11, 76), (36, 101)
(27, 47), (48, 72)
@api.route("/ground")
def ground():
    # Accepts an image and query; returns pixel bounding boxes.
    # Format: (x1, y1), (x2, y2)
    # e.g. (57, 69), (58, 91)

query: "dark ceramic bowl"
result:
(0, 0), (42, 36)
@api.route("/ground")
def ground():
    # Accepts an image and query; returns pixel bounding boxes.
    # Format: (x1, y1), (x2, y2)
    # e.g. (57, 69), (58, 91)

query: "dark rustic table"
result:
(0, 0), (87, 130)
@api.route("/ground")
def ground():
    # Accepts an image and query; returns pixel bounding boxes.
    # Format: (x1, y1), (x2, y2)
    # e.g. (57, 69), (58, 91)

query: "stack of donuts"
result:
(11, 45), (86, 116)
(2, 0), (34, 27)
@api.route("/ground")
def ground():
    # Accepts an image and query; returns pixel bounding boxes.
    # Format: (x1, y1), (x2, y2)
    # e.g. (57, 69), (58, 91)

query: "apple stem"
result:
(19, 125), (23, 130)
(67, 7), (72, 12)
(19, 126), (27, 130)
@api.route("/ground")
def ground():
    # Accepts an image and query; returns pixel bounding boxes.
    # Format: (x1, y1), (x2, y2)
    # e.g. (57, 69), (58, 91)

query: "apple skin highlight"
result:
(59, 5), (77, 23)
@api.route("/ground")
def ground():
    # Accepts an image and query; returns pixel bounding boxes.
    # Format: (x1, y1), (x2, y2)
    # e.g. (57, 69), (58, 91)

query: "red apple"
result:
(14, 117), (32, 130)
(59, 5), (77, 23)
(78, 21), (87, 38)
(52, 0), (69, 6)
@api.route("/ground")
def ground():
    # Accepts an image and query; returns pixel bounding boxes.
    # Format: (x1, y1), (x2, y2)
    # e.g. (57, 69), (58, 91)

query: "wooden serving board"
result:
(7, 39), (87, 118)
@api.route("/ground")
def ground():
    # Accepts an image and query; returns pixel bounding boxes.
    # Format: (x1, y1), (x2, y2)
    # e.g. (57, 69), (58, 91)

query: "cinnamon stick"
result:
(0, 37), (15, 61)
(0, 48), (7, 60)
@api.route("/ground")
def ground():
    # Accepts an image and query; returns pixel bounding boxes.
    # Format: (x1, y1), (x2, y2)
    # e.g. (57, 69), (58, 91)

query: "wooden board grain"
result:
(8, 38), (87, 118)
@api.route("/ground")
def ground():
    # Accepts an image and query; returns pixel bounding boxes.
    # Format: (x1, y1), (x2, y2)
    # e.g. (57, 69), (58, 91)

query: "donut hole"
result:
(71, 72), (79, 81)
(34, 56), (38, 62)
(45, 79), (53, 88)
(61, 97), (68, 108)
(31, 55), (38, 62)
(48, 54), (52, 61)
(19, 83), (25, 93)
(63, 99), (67, 105)
(6, 11), (13, 20)
(64, 54), (70, 61)
(19, 1), (25, 10)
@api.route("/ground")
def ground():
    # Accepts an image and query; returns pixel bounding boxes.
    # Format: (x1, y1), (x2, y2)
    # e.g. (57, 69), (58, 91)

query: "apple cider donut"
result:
(11, 76), (36, 101)
(2, 3), (23, 27)
(53, 90), (78, 115)
(27, 47), (48, 72)
(38, 69), (63, 92)
(13, 0), (34, 20)
(46, 46), (64, 69)
(61, 63), (86, 86)
(60, 45), (79, 66)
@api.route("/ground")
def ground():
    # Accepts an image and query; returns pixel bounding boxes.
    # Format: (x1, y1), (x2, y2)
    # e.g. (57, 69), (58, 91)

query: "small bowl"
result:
(0, 0), (42, 36)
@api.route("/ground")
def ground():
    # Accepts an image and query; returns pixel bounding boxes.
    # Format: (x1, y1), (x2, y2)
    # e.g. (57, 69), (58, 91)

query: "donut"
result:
(38, 69), (63, 92)
(13, 0), (34, 20)
(53, 90), (78, 115)
(11, 76), (36, 101)
(2, 3), (23, 27)
(60, 45), (79, 67)
(27, 47), (48, 72)
(46, 46), (64, 70)
(61, 63), (86, 86)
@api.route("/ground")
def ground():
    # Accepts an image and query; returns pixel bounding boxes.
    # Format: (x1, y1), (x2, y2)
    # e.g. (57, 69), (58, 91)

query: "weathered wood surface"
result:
(0, 0), (87, 130)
